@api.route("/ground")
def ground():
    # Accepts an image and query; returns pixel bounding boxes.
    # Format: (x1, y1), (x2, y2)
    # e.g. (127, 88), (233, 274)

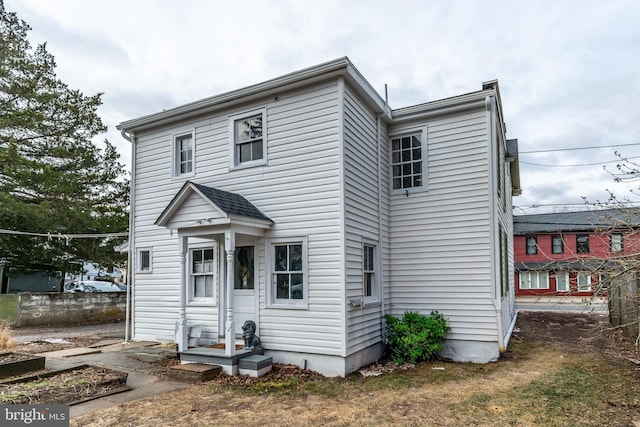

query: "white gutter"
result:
(485, 95), (505, 353)
(376, 111), (386, 336)
(121, 129), (135, 344)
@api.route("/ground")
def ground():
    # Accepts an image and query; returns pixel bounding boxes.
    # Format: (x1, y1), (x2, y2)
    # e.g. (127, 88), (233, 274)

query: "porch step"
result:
(167, 363), (222, 382)
(238, 354), (272, 378)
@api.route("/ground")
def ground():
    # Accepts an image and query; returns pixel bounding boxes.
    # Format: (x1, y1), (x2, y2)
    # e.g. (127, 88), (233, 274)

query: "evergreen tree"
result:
(0, 1), (129, 274)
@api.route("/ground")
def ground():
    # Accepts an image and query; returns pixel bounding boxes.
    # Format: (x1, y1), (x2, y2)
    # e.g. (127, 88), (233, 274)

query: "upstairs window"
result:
(173, 132), (194, 177)
(576, 235), (589, 254)
(552, 235), (564, 254)
(526, 236), (538, 255)
(391, 131), (424, 192)
(231, 109), (266, 168)
(610, 233), (623, 253)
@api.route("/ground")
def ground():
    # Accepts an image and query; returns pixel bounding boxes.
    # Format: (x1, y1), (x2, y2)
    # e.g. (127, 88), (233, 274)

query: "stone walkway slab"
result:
(37, 347), (102, 358)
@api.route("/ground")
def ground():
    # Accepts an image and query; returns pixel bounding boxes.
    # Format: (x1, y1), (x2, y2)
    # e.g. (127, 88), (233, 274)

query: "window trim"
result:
(229, 108), (267, 170)
(577, 272), (592, 292)
(555, 271), (569, 292)
(610, 233), (623, 253)
(525, 236), (538, 255)
(136, 247), (152, 273)
(389, 126), (427, 195)
(266, 236), (308, 309)
(188, 245), (217, 305)
(172, 130), (195, 178)
(362, 239), (380, 305)
(519, 271), (549, 289)
(551, 235), (564, 254)
(576, 234), (589, 254)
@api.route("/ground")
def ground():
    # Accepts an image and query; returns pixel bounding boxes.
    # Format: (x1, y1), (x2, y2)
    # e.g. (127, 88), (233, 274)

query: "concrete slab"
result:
(98, 341), (159, 353)
(37, 347), (102, 358)
(88, 338), (123, 348)
(168, 363), (221, 382)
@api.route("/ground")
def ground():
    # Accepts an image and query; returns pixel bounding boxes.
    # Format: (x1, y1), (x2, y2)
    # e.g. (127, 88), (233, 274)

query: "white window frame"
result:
(389, 126), (427, 195)
(229, 108), (267, 170)
(525, 236), (538, 255)
(577, 273), (592, 292)
(555, 271), (569, 292)
(266, 236), (308, 309)
(519, 271), (549, 289)
(136, 247), (152, 273)
(362, 239), (380, 305)
(172, 130), (195, 178)
(188, 245), (217, 305)
(610, 233), (623, 253)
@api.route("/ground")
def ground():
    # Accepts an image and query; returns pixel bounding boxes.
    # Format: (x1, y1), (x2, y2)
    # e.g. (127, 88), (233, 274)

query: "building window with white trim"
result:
(519, 271), (549, 289)
(391, 131), (424, 192)
(230, 109), (267, 168)
(268, 237), (307, 307)
(552, 235), (564, 254)
(174, 132), (194, 177)
(136, 248), (152, 273)
(610, 233), (623, 253)
(555, 272), (569, 292)
(526, 236), (538, 255)
(577, 273), (592, 292)
(190, 247), (215, 301)
(363, 242), (379, 303)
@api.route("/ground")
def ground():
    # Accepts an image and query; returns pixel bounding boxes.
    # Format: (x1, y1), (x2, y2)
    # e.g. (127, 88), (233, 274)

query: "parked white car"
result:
(64, 280), (122, 293)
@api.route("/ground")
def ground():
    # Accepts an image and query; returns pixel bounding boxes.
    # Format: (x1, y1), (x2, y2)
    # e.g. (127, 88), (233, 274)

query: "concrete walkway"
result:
(516, 296), (608, 313)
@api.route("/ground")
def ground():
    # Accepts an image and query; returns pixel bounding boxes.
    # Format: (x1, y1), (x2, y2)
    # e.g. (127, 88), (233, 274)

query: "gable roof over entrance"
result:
(155, 181), (273, 233)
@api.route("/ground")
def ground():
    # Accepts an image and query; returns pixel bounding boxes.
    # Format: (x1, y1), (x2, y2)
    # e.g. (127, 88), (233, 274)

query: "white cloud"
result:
(6, 0), (640, 212)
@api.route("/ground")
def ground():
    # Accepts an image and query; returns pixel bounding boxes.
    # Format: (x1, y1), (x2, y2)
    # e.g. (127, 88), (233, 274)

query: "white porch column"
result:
(224, 231), (236, 356)
(176, 235), (189, 352)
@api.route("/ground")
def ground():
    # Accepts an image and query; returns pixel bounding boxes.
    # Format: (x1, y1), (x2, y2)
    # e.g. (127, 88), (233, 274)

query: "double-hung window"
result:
(552, 235), (564, 254)
(391, 130), (425, 192)
(173, 132), (194, 177)
(576, 235), (589, 254)
(577, 273), (591, 292)
(525, 236), (538, 255)
(230, 109), (266, 168)
(190, 247), (215, 302)
(555, 272), (569, 292)
(610, 233), (623, 253)
(363, 242), (379, 303)
(268, 237), (307, 307)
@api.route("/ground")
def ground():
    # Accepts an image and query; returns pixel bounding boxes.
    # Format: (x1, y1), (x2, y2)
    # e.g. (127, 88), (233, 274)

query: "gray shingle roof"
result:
(191, 183), (271, 222)
(513, 208), (640, 235)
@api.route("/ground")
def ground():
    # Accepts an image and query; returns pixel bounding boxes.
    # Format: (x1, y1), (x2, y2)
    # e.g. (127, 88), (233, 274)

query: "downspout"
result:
(377, 98), (387, 338)
(121, 129), (135, 344)
(486, 96), (505, 353)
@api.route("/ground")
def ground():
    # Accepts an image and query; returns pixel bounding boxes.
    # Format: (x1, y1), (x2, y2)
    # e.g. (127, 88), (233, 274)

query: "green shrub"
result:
(384, 311), (450, 364)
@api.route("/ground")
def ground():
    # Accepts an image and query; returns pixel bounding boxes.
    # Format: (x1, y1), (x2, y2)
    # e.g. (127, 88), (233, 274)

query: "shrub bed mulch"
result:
(0, 365), (129, 405)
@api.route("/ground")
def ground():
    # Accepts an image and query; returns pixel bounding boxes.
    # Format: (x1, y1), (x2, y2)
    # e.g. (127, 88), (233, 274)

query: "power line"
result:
(520, 155), (640, 168)
(520, 142), (640, 154)
(0, 229), (128, 239)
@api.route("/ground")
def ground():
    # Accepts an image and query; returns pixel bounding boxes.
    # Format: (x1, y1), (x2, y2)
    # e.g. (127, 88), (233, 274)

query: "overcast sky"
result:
(7, 0), (640, 214)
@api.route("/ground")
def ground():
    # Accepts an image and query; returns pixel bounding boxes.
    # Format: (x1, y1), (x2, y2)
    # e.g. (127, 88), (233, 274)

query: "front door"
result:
(233, 245), (257, 336)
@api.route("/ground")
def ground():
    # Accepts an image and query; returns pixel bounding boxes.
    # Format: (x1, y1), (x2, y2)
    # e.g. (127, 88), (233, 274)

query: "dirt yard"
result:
(68, 311), (640, 427)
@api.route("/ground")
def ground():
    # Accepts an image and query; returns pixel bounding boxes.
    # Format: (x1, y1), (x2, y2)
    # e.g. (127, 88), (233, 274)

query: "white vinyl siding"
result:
(388, 108), (500, 343)
(131, 80), (344, 356)
(342, 84), (389, 357)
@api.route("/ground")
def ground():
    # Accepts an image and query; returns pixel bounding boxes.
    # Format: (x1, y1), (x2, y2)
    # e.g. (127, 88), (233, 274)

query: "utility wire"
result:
(520, 155), (640, 168)
(0, 229), (128, 239)
(520, 142), (640, 154)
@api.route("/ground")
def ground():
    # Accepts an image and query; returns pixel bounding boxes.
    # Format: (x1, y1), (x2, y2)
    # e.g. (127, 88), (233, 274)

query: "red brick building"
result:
(514, 208), (640, 297)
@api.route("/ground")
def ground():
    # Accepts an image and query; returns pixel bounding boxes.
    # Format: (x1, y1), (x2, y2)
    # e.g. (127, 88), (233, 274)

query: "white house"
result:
(117, 57), (521, 377)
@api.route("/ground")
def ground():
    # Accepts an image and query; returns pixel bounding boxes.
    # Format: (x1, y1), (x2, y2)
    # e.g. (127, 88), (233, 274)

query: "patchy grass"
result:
(72, 312), (640, 426)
